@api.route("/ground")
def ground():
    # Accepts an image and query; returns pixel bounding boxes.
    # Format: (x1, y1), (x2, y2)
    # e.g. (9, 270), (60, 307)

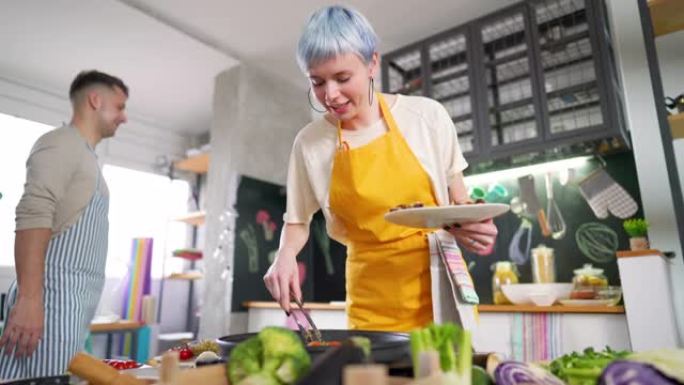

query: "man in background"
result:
(0, 70), (128, 379)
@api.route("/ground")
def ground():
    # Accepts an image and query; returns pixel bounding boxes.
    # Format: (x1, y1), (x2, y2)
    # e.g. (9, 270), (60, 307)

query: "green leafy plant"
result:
(623, 218), (649, 238)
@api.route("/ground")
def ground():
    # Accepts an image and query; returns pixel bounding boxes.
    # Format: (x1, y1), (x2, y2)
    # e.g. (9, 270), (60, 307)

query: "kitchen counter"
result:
(244, 301), (625, 313)
(243, 301), (630, 360)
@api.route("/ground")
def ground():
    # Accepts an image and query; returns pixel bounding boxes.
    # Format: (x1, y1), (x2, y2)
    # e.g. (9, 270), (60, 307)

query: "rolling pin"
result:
(68, 352), (146, 385)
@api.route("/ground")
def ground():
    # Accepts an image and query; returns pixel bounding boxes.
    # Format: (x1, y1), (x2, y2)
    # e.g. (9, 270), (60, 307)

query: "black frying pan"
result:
(216, 329), (411, 366)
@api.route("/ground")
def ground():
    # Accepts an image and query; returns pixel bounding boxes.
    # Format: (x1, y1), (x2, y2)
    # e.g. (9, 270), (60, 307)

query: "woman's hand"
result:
(444, 218), (498, 255)
(263, 252), (300, 313)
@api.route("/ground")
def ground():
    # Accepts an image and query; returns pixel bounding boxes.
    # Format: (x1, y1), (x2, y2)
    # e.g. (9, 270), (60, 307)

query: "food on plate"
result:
(410, 322), (472, 383)
(494, 361), (564, 385)
(189, 339), (221, 356)
(228, 326), (311, 385)
(102, 358), (142, 370)
(389, 202), (425, 212)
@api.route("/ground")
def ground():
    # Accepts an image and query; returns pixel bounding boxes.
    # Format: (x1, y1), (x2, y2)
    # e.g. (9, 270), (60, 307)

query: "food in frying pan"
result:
(228, 327), (311, 385)
(307, 340), (341, 347)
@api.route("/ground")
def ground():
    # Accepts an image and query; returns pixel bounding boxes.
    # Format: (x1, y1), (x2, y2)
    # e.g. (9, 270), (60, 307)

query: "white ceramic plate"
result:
(384, 203), (510, 229)
(559, 299), (615, 306)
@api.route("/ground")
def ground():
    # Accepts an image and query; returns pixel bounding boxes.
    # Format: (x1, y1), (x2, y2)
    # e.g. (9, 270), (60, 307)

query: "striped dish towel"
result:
(511, 313), (562, 361)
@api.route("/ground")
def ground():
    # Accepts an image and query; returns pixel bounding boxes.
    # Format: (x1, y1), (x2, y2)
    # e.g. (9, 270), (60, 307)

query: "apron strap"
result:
(335, 92), (396, 150)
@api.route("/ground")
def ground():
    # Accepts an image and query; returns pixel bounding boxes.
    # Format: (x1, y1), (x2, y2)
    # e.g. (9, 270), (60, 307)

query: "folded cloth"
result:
(429, 230), (479, 333)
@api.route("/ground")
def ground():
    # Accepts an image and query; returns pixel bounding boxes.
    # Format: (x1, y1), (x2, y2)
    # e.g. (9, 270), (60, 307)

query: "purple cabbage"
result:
(494, 361), (564, 385)
(599, 360), (682, 385)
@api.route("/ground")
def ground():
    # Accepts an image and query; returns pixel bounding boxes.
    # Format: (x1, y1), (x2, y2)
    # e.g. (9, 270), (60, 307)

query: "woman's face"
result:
(307, 52), (378, 120)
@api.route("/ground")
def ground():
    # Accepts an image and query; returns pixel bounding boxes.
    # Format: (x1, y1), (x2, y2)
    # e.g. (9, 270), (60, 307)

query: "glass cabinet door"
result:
(427, 30), (478, 156)
(384, 46), (424, 96)
(534, 0), (604, 137)
(479, 8), (544, 152)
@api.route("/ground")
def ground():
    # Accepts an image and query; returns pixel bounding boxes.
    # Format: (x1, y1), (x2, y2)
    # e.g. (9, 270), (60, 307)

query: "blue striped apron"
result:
(1, 161), (108, 379)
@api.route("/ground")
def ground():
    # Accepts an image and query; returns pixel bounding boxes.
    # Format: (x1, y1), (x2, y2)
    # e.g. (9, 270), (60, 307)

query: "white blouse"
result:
(284, 94), (468, 244)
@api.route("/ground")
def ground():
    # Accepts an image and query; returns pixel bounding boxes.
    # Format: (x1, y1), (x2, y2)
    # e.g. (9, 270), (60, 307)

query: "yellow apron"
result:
(329, 93), (437, 331)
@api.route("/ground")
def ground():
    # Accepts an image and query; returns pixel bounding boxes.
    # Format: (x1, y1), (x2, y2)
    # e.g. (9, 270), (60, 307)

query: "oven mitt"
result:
(578, 168), (638, 219)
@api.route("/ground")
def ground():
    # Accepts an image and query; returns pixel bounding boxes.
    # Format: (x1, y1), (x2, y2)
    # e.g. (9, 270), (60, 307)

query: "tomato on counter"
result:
(102, 359), (142, 370)
(170, 345), (194, 361)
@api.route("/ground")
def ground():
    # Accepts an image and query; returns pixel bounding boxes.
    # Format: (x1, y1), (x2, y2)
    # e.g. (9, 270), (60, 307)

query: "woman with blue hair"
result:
(264, 5), (498, 332)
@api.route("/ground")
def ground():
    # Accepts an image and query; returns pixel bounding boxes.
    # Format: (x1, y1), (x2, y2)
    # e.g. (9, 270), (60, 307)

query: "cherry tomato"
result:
(178, 347), (194, 361)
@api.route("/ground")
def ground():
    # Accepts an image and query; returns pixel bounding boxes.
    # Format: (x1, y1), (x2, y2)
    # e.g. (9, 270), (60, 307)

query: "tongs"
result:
(288, 292), (323, 344)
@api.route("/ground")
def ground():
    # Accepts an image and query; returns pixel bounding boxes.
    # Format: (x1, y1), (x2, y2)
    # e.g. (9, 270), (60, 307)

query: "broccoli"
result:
(228, 336), (263, 382)
(228, 327), (311, 385)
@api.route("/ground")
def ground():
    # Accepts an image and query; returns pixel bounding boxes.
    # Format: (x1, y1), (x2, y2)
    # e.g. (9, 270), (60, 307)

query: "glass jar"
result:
(571, 264), (608, 299)
(492, 261), (519, 305)
(531, 244), (555, 283)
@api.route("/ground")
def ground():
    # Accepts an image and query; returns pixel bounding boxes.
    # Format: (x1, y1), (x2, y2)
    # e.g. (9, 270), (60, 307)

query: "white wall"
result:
(606, 0), (684, 347)
(0, 76), (191, 174)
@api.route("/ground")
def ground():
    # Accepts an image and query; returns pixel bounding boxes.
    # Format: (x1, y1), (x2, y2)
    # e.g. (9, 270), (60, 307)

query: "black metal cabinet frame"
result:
(381, 0), (629, 164)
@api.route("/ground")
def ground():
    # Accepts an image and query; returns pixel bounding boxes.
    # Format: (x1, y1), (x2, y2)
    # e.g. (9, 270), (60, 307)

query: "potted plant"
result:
(623, 218), (649, 251)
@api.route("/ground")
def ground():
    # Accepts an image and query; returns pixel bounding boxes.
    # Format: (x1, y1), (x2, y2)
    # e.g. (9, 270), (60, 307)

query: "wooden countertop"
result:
(90, 319), (144, 332)
(244, 301), (624, 314)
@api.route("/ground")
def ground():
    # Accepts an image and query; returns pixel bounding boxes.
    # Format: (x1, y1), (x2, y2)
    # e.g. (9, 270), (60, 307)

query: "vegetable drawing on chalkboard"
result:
(256, 210), (277, 241)
(239, 224), (259, 273)
(575, 223), (618, 263)
(312, 220), (334, 275)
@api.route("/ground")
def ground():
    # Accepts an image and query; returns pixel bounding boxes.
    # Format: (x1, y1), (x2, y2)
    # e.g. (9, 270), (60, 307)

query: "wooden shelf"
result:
(174, 153), (209, 174)
(90, 320), (143, 332)
(649, 0), (684, 37)
(669, 113), (684, 139)
(167, 272), (203, 280)
(478, 304), (625, 314)
(173, 211), (205, 226)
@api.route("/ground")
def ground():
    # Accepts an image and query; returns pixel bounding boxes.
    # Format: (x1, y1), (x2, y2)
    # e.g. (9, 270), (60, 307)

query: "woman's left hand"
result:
(444, 218), (498, 255)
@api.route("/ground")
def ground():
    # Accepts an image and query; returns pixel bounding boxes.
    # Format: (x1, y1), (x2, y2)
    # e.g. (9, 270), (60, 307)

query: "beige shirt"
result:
(15, 124), (108, 236)
(284, 94), (468, 244)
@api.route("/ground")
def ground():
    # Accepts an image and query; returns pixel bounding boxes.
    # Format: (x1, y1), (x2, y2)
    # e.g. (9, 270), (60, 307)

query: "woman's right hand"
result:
(263, 252), (300, 313)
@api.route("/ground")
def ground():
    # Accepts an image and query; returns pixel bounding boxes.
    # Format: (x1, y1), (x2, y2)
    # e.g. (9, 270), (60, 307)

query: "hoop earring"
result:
(369, 77), (374, 106)
(307, 88), (327, 113)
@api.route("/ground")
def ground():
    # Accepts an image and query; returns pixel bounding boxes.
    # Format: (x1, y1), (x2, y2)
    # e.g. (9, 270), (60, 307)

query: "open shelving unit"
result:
(669, 113), (684, 140)
(647, 0), (684, 139)
(158, 151), (210, 345)
(173, 152), (209, 174)
(648, 0), (684, 37)
(173, 211), (206, 226)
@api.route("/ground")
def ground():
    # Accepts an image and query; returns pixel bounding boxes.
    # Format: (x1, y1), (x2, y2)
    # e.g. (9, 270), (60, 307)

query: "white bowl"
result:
(501, 283), (573, 306)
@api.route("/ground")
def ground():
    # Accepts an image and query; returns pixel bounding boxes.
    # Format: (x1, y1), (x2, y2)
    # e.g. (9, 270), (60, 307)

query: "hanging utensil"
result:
(545, 172), (567, 240)
(518, 175), (551, 237)
(508, 197), (533, 265)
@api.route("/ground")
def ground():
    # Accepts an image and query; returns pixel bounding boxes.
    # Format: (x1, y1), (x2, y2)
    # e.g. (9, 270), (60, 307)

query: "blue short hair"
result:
(297, 5), (379, 73)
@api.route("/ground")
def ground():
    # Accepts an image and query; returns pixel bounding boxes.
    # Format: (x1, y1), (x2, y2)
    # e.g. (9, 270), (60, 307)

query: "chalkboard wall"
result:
(232, 151), (642, 309)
